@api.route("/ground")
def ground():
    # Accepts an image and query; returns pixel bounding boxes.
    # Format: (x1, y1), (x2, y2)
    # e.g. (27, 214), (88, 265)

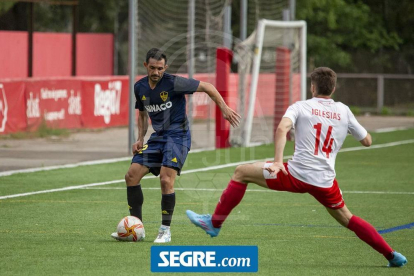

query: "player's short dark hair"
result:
(310, 67), (337, 96)
(146, 48), (167, 64)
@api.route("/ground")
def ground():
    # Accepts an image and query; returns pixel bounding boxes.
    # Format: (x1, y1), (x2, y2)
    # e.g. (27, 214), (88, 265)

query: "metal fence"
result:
(307, 74), (414, 115)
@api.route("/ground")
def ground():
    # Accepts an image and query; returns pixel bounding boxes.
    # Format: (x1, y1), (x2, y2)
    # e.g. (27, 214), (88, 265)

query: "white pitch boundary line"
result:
(339, 139), (414, 153)
(1, 139), (414, 200)
(0, 128), (412, 177)
(0, 157), (131, 177)
(373, 126), (411, 133)
(83, 187), (414, 195)
(0, 147), (215, 177)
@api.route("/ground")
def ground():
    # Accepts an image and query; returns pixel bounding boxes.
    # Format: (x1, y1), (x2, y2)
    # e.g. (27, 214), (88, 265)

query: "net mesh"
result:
(136, 0), (229, 75)
(135, 0), (289, 149)
(232, 22), (304, 146)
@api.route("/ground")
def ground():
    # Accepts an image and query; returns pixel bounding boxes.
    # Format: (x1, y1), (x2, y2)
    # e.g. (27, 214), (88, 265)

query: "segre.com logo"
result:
(151, 246), (258, 272)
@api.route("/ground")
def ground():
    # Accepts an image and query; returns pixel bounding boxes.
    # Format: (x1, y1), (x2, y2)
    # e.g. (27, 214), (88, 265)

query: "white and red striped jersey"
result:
(283, 97), (367, 188)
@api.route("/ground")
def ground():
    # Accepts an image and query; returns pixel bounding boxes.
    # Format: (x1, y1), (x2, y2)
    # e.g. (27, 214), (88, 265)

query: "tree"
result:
(296, 0), (402, 71)
(363, 0), (414, 73)
(0, 2), (14, 13)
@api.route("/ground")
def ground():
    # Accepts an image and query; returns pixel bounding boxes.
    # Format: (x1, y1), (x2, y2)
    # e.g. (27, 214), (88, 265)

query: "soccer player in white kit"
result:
(187, 67), (407, 267)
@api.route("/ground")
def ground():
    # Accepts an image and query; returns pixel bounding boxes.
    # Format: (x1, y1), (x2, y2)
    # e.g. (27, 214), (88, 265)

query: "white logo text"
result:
(94, 81), (122, 124)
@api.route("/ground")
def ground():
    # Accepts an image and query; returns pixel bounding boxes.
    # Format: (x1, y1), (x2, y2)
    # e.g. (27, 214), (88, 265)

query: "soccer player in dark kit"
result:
(112, 48), (241, 243)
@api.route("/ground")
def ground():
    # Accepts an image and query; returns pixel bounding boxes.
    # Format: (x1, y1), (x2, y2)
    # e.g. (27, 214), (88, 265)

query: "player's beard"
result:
(151, 75), (160, 82)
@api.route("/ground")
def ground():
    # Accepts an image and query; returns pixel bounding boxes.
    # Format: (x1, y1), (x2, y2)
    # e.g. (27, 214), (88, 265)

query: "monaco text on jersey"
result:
(144, 101), (172, 113)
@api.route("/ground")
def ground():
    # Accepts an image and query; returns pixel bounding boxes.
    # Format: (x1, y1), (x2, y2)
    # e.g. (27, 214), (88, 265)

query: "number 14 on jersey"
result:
(313, 123), (334, 158)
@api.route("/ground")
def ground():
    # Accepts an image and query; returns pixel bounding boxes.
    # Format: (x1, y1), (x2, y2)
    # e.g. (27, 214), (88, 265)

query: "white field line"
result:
(339, 139), (414, 153)
(83, 187), (414, 195)
(0, 147), (215, 177)
(0, 139), (413, 200)
(2, 136), (414, 178)
(374, 127), (411, 133)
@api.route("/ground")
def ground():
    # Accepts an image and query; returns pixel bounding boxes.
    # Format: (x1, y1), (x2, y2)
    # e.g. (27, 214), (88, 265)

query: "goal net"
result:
(232, 19), (307, 147)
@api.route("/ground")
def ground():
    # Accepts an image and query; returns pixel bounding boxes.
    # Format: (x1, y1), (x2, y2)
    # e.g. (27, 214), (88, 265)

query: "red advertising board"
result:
(33, 33), (72, 77)
(181, 73), (237, 120)
(0, 73), (284, 135)
(77, 33), (114, 76)
(0, 81), (26, 134)
(0, 31), (115, 79)
(25, 79), (82, 130)
(81, 78), (129, 128)
(0, 31), (28, 79)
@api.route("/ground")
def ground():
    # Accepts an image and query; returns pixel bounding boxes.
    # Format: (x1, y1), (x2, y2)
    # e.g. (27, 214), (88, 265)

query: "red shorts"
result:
(265, 163), (345, 209)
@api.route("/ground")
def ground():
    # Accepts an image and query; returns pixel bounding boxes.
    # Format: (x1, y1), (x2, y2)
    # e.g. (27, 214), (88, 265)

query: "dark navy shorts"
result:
(131, 141), (189, 176)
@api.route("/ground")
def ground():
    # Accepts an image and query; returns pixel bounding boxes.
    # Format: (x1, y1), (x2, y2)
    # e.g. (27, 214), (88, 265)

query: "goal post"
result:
(234, 19), (307, 147)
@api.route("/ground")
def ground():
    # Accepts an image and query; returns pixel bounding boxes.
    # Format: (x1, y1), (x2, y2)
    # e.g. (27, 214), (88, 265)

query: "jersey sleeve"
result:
(346, 107), (367, 141)
(174, 76), (200, 94)
(134, 82), (144, 111)
(283, 103), (300, 127)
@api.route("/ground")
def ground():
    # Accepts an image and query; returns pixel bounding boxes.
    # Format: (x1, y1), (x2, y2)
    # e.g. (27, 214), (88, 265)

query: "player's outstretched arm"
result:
(132, 110), (148, 154)
(264, 117), (292, 176)
(359, 133), (372, 147)
(196, 81), (241, 127)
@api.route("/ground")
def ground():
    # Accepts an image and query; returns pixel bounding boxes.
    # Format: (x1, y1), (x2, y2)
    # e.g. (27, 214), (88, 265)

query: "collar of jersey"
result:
(312, 97), (333, 101)
(147, 76), (164, 90)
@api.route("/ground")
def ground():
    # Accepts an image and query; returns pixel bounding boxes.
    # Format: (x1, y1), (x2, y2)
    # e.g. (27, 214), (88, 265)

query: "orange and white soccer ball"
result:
(116, 216), (145, 242)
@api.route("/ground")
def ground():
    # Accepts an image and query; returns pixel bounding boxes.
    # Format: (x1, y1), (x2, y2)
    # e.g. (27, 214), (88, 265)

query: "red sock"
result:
(211, 180), (247, 228)
(348, 216), (394, 259)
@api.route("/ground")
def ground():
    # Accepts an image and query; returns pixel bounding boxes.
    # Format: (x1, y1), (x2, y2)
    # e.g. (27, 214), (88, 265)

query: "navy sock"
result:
(127, 185), (144, 221)
(161, 193), (175, 226)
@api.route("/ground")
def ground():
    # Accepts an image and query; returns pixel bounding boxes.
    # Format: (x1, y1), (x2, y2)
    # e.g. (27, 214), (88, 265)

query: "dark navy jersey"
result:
(134, 73), (200, 148)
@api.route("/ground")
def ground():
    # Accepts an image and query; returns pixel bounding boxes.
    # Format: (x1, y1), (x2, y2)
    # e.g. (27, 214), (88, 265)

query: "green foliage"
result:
(0, 0), (121, 33)
(362, 0), (414, 72)
(380, 106), (392, 116)
(0, 2), (14, 13)
(297, 0), (402, 70)
(78, 0), (125, 33)
(36, 121), (70, 138)
(34, 2), (72, 32)
(1, 0), (413, 74)
(0, 122), (70, 140)
(349, 106), (361, 116)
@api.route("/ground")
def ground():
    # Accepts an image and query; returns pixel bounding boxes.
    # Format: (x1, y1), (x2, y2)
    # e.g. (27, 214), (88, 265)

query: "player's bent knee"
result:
(125, 171), (136, 186)
(125, 166), (146, 186)
(160, 176), (173, 188)
(160, 176), (175, 194)
(233, 165), (247, 182)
